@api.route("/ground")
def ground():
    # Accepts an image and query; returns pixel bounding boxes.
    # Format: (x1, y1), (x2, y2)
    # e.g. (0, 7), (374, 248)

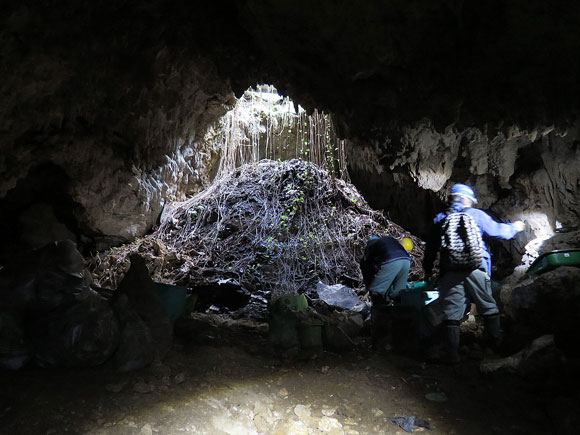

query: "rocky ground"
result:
(2, 315), (578, 435)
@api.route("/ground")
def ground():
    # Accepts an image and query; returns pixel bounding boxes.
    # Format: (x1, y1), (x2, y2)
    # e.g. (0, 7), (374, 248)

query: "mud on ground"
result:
(2, 315), (577, 435)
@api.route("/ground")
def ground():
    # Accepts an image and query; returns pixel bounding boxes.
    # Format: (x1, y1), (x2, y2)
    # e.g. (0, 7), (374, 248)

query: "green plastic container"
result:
(270, 293), (308, 312)
(526, 249), (580, 276)
(268, 293), (308, 348)
(400, 281), (439, 307)
(154, 283), (189, 323)
(298, 323), (324, 349)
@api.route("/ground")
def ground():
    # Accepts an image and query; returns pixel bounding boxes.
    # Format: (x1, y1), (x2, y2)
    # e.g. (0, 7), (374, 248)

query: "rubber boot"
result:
(370, 293), (393, 353)
(483, 314), (504, 353)
(418, 317), (439, 361)
(422, 336), (440, 362)
(442, 322), (461, 365)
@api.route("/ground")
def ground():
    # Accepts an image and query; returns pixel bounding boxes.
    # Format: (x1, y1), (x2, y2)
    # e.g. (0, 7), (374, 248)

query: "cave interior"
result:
(1, 1), (580, 434)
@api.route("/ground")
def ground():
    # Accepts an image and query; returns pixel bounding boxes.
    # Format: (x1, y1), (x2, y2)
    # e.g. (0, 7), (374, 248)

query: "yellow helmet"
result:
(401, 237), (413, 252)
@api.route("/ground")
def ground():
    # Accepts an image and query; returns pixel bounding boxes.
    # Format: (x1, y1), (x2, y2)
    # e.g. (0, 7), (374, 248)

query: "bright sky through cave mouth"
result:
(213, 84), (349, 182)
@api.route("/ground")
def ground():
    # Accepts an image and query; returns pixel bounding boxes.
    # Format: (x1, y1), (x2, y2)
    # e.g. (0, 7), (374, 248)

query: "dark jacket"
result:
(423, 202), (520, 276)
(360, 236), (410, 287)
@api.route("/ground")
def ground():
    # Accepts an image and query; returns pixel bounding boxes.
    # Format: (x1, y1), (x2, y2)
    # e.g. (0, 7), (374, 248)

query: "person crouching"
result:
(360, 235), (412, 351)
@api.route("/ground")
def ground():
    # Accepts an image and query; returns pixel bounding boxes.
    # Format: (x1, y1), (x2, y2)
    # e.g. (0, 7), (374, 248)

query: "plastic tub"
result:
(268, 293), (308, 348)
(526, 249), (580, 276)
(400, 281), (439, 307)
(298, 323), (323, 349)
(270, 293), (308, 312)
(424, 291), (439, 305)
(400, 288), (424, 307)
(154, 283), (189, 323)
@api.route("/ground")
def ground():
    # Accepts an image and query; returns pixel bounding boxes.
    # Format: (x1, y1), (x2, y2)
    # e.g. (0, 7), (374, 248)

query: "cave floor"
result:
(0, 321), (571, 435)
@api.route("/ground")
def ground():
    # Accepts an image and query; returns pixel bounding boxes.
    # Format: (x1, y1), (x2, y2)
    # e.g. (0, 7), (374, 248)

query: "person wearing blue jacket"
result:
(423, 184), (525, 363)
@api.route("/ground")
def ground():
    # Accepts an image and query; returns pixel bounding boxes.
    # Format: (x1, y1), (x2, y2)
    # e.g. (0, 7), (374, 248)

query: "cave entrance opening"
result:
(211, 84), (350, 182)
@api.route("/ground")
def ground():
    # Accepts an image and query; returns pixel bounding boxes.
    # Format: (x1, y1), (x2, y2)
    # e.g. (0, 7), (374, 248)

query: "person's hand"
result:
(513, 220), (526, 232)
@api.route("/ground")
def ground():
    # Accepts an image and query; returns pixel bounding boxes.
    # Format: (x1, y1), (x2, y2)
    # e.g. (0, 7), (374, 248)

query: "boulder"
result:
(504, 266), (580, 357)
(32, 289), (120, 368)
(112, 254), (173, 367)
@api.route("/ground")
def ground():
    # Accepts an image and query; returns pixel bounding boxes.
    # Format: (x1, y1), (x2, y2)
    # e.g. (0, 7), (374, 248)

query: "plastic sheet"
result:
(316, 282), (361, 310)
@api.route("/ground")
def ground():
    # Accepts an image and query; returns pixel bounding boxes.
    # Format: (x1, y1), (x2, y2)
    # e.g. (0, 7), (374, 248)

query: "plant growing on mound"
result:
(89, 159), (424, 295)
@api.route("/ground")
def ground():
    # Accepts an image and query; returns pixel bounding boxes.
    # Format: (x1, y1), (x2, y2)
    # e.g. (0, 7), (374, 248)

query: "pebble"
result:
(253, 412), (274, 433)
(174, 372), (186, 384)
(150, 361), (172, 379)
(425, 392), (448, 402)
(322, 406), (336, 417)
(138, 423), (153, 435)
(294, 404), (311, 420)
(133, 380), (155, 394)
(319, 416), (342, 432)
(119, 416), (137, 428)
(284, 419), (309, 435)
(278, 388), (289, 397)
(161, 405), (175, 413)
(105, 382), (126, 393)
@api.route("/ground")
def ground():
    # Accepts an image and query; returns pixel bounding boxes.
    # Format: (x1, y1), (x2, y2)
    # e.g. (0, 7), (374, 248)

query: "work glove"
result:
(513, 220), (525, 232)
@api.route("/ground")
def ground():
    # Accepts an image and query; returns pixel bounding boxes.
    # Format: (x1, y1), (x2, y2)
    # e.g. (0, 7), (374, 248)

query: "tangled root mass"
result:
(89, 159), (424, 295)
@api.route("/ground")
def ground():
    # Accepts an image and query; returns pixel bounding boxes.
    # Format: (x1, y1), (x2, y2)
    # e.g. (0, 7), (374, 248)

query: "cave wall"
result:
(0, 2), (240, 252)
(347, 122), (580, 240)
(1, 0), (580, 256)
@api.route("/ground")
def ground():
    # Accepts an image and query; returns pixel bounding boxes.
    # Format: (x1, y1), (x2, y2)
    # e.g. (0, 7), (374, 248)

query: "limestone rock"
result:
(318, 416), (343, 432)
(293, 404), (311, 420)
(505, 266), (580, 357)
(328, 311), (364, 339)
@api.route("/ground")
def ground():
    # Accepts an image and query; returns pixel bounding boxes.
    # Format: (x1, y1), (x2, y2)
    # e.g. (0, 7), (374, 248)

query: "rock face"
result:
(348, 121), (580, 242)
(0, 41), (233, 250)
(0, 240), (119, 369)
(1, 1), (579, 258)
(0, 3), (236, 255)
(502, 266), (580, 357)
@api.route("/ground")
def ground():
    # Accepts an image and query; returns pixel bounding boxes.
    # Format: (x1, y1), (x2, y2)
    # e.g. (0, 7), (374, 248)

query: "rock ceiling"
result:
(1, 1), (579, 254)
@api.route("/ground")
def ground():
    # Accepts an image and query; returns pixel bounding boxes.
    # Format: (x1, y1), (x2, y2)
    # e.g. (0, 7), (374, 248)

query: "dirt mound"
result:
(89, 159), (424, 294)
